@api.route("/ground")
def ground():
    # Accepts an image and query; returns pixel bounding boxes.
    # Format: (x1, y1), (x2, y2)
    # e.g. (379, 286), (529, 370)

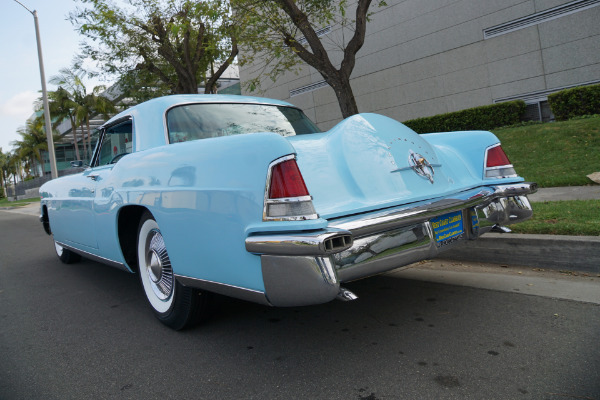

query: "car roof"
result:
(103, 94), (297, 128)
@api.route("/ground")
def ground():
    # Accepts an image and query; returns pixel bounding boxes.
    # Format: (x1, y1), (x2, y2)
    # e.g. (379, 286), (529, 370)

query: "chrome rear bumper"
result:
(246, 182), (536, 307)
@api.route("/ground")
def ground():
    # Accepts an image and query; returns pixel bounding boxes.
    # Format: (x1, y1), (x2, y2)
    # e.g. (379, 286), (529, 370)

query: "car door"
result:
(88, 118), (134, 252)
(53, 118), (134, 250)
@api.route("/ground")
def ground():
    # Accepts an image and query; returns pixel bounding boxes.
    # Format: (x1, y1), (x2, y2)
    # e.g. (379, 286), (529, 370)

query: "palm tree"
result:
(49, 68), (116, 161)
(76, 85), (117, 159)
(4, 151), (23, 199)
(12, 117), (62, 177)
(47, 87), (82, 161)
(0, 148), (9, 198)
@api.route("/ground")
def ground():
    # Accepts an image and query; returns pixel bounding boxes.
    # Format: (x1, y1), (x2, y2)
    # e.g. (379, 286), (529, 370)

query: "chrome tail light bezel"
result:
(263, 155), (319, 221)
(484, 143), (517, 179)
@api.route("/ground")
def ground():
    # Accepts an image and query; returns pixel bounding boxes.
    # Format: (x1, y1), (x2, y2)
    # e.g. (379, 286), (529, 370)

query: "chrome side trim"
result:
(246, 228), (353, 256)
(175, 274), (271, 306)
(56, 242), (130, 272)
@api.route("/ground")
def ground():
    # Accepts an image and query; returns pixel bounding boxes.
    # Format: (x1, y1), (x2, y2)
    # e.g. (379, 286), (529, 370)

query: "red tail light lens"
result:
(264, 156), (318, 221)
(269, 159), (309, 199)
(485, 144), (517, 179)
(486, 145), (511, 167)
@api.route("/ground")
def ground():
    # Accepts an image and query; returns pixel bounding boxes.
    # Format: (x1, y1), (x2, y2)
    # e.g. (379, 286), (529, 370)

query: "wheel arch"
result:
(41, 204), (51, 235)
(117, 205), (150, 271)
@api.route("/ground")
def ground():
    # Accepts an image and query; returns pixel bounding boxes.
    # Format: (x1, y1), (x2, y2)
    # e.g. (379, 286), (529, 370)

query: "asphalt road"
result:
(1, 210), (599, 400)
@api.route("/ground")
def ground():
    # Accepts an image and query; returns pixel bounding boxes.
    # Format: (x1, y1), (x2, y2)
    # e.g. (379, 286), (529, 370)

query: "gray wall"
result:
(239, 0), (600, 129)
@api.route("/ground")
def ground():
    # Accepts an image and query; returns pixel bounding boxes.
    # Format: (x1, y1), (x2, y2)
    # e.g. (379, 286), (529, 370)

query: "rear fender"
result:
(421, 131), (501, 181)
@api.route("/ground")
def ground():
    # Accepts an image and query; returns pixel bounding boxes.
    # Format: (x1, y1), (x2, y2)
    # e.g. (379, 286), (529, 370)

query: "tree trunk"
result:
(80, 123), (88, 160)
(70, 117), (81, 161)
(205, 36), (239, 94)
(326, 75), (359, 118)
(86, 117), (93, 155)
(13, 172), (17, 200)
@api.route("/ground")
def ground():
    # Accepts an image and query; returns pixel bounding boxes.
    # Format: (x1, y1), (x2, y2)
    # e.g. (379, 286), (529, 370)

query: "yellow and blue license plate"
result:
(430, 210), (464, 246)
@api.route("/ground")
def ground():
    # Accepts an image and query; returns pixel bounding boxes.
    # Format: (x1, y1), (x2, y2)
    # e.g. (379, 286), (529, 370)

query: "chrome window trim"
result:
(93, 115), (134, 168)
(262, 154), (319, 221)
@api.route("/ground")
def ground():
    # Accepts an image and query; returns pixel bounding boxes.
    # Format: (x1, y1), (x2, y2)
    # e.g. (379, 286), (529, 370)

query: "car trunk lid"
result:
(288, 114), (481, 219)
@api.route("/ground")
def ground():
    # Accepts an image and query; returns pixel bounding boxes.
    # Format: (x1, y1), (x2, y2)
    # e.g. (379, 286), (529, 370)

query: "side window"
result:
(95, 120), (133, 166)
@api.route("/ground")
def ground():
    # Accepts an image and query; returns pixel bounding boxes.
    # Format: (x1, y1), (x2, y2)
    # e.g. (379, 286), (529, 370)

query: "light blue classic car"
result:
(40, 95), (536, 329)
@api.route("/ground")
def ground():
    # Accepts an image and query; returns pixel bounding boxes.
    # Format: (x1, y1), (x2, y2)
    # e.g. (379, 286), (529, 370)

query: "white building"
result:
(240, 0), (600, 128)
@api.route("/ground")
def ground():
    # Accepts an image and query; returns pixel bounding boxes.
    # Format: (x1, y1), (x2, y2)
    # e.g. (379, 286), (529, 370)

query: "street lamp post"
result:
(13, 0), (59, 179)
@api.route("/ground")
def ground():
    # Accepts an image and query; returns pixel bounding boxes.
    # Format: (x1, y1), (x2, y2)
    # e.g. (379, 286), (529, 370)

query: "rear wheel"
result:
(137, 212), (210, 330)
(54, 240), (82, 264)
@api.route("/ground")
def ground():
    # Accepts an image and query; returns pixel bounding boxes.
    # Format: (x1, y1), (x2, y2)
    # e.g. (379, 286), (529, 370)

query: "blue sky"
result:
(0, 0), (108, 152)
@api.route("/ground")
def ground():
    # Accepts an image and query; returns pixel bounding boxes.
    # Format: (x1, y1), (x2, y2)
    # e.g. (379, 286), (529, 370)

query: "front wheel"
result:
(137, 212), (210, 330)
(54, 240), (82, 264)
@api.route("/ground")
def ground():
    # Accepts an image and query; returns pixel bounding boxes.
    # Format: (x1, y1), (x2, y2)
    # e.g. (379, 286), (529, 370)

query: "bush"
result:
(403, 100), (526, 133)
(548, 84), (600, 121)
(0, 187), (4, 199)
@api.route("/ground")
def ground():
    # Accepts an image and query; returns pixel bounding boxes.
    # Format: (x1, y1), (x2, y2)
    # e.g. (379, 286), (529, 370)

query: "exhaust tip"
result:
(491, 224), (512, 233)
(337, 287), (358, 301)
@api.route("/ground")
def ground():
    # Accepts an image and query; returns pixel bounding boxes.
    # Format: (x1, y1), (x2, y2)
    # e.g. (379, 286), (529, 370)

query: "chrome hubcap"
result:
(54, 241), (64, 257)
(145, 230), (174, 301)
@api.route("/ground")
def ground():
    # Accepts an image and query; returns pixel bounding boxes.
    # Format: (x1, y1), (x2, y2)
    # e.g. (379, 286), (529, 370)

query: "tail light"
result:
(264, 155), (318, 221)
(484, 144), (517, 179)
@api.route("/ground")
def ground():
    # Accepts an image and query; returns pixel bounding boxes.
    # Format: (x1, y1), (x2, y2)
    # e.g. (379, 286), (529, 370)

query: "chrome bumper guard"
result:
(245, 182), (537, 307)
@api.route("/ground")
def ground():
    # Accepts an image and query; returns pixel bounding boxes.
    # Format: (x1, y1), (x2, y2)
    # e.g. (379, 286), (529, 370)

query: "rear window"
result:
(166, 103), (320, 143)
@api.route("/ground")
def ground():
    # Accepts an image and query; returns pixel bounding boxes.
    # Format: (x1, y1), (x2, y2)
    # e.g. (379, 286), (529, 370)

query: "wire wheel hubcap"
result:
(145, 230), (174, 301)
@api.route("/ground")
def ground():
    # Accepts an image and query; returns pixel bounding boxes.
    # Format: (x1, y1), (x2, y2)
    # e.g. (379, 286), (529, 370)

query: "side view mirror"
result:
(70, 160), (84, 168)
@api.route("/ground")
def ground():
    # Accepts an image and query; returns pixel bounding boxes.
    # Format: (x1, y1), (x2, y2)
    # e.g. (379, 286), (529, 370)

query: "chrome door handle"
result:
(87, 174), (99, 181)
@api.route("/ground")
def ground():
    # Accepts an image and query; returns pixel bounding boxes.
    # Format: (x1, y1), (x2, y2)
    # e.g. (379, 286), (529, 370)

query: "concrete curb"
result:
(442, 233), (600, 274)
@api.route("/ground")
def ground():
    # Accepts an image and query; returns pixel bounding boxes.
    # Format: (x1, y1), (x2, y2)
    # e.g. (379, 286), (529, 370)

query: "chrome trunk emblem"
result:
(409, 152), (435, 183)
(390, 150), (440, 184)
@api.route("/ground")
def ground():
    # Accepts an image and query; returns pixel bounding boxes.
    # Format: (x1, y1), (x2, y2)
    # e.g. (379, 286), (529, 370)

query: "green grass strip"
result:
(493, 116), (600, 187)
(509, 200), (600, 236)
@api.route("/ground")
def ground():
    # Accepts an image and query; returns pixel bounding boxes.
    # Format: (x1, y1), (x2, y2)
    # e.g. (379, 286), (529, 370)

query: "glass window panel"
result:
(167, 103), (320, 144)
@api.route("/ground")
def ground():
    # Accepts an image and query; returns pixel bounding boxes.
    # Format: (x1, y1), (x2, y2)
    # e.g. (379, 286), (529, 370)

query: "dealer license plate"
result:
(430, 210), (464, 246)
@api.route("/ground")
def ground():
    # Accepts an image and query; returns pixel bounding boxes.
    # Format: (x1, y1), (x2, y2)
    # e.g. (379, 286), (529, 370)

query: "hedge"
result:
(403, 100), (526, 133)
(548, 83), (600, 121)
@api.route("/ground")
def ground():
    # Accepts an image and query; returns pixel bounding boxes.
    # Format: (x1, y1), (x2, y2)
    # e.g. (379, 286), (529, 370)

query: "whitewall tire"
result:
(137, 212), (211, 330)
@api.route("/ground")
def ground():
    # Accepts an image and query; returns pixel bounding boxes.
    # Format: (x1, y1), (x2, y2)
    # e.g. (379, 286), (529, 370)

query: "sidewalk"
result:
(443, 184), (600, 273)
(528, 185), (600, 202)
(0, 201), (40, 216)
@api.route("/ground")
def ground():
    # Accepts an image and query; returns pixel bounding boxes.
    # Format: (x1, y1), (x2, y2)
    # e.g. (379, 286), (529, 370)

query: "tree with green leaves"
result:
(70, 0), (240, 102)
(232, 0), (386, 118)
(45, 67), (116, 161)
(12, 117), (61, 178)
(5, 151), (23, 199)
(51, 67), (117, 159)
(76, 85), (117, 158)
(47, 86), (83, 161)
(0, 148), (9, 198)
